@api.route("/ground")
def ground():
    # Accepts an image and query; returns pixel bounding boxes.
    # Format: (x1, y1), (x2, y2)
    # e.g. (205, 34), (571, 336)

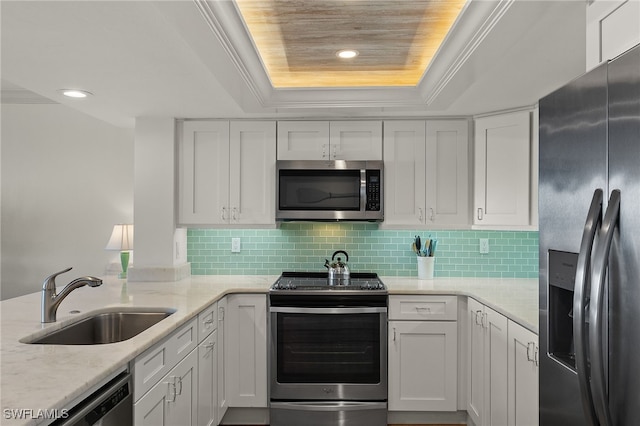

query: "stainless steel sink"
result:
(24, 308), (176, 345)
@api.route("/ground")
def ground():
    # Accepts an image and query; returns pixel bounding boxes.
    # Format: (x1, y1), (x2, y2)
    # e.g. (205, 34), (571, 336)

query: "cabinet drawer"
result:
(389, 295), (458, 321)
(134, 316), (198, 401)
(198, 302), (217, 343)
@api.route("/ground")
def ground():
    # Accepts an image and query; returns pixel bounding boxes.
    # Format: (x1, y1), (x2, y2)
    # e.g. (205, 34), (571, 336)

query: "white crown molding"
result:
(195, 0), (514, 110)
(418, 0), (516, 106)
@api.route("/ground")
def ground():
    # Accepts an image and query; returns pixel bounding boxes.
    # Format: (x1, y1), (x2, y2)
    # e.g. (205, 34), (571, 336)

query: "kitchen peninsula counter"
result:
(0, 275), (536, 425)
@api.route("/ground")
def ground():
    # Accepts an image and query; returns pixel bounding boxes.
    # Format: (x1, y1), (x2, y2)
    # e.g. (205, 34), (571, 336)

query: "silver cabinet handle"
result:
(232, 207), (238, 221)
(526, 342), (535, 362)
(429, 207), (435, 221)
(589, 189), (620, 426)
(167, 377), (177, 403)
(204, 341), (215, 350)
(393, 327), (397, 342)
(573, 189), (602, 425)
(218, 306), (225, 321)
(477, 208), (483, 221)
(418, 208), (424, 222)
(474, 310), (483, 326)
(221, 207), (227, 221)
(481, 312), (488, 329)
(534, 345), (539, 366)
(204, 318), (213, 327)
(176, 376), (183, 396)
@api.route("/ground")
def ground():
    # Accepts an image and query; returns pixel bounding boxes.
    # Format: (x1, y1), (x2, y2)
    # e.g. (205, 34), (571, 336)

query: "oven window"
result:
(276, 312), (381, 384)
(278, 169), (361, 211)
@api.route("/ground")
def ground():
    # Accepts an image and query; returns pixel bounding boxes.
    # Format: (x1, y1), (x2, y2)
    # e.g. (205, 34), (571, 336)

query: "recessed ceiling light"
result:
(336, 49), (359, 59)
(59, 89), (92, 98)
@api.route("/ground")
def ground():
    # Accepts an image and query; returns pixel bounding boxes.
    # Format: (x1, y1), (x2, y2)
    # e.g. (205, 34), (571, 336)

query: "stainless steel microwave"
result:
(276, 160), (383, 221)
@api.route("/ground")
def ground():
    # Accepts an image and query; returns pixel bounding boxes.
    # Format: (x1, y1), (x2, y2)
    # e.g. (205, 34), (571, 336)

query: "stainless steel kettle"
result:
(324, 250), (350, 286)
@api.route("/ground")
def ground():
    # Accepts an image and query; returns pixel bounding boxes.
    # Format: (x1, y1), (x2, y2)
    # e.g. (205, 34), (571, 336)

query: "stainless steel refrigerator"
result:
(538, 43), (640, 425)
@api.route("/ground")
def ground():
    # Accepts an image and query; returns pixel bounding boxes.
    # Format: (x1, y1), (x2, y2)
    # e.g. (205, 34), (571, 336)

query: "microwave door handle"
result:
(360, 169), (366, 212)
(589, 189), (620, 426)
(573, 188), (603, 426)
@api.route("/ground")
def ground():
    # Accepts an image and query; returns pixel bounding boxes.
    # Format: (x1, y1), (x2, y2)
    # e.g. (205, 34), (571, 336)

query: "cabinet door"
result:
(179, 121), (230, 225)
(425, 120), (469, 226)
(474, 111), (530, 226)
(383, 121), (426, 226)
(229, 121), (276, 224)
(134, 317), (198, 401)
(467, 299), (484, 426)
(507, 320), (539, 426)
(388, 321), (457, 411)
(329, 121), (382, 160)
(217, 297), (228, 420)
(277, 121), (329, 160)
(587, 0), (640, 70)
(484, 307), (508, 426)
(169, 349), (198, 426)
(135, 349), (198, 426)
(225, 294), (268, 407)
(197, 330), (217, 426)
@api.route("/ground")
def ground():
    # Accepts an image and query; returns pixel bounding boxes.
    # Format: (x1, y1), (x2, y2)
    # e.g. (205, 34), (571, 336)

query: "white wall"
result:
(1, 104), (134, 300)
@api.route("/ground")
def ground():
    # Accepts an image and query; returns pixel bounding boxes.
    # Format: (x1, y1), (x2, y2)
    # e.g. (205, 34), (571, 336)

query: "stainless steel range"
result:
(269, 268), (388, 426)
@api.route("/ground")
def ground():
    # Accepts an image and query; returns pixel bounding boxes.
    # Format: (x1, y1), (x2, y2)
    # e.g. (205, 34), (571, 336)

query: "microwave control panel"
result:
(365, 170), (381, 211)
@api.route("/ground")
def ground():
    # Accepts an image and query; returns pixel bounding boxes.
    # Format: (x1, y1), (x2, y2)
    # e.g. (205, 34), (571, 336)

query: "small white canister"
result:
(417, 256), (435, 279)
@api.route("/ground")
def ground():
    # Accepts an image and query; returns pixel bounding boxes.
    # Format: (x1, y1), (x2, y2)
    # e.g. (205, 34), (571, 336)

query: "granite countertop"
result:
(0, 275), (537, 425)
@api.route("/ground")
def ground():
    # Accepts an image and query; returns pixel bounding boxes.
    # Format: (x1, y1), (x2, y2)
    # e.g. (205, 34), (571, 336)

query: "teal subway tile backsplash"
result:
(187, 223), (539, 278)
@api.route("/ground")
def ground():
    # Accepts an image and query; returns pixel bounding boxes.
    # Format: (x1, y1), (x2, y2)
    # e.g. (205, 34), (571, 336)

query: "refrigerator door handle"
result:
(573, 188), (603, 426)
(589, 189), (620, 426)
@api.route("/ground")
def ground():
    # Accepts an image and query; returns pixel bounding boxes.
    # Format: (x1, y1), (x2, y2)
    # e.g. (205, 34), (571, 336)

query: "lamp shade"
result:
(105, 224), (134, 251)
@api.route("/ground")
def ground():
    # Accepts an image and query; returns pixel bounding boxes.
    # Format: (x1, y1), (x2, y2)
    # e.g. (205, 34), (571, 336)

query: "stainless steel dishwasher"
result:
(52, 371), (132, 426)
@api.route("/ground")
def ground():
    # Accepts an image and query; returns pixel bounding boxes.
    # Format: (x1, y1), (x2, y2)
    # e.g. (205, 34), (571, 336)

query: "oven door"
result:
(270, 305), (387, 401)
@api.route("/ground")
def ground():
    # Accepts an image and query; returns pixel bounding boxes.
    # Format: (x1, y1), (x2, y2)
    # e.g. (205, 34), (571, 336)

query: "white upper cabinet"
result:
(179, 120), (275, 226)
(425, 120), (469, 226)
(587, 0), (640, 70)
(329, 121), (383, 160)
(277, 121), (382, 160)
(384, 120), (469, 227)
(180, 121), (230, 225)
(229, 121), (276, 225)
(383, 121), (426, 226)
(474, 111), (531, 227)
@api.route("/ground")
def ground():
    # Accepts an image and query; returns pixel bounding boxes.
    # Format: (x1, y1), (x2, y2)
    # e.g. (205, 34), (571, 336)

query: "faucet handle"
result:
(42, 267), (73, 290)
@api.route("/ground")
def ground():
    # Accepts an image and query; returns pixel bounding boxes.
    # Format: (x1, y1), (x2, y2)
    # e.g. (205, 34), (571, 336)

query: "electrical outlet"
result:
(479, 238), (489, 254)
(231, 238), (241, 253)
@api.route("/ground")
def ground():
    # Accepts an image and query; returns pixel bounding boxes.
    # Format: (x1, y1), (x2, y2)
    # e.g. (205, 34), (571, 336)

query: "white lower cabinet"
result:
(467, 298), (508, 426)
(197, 329), (218, 426)
(216, 297), (228, 421)
(134, 349), (198, 425)
(225, 294), (268, 407)
(507, 320), (539, 426)
(388, 296), (458, 412)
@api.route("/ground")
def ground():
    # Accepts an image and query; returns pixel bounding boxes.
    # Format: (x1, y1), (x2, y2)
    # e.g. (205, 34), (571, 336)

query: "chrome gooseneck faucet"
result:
(41, 267), (103, 323)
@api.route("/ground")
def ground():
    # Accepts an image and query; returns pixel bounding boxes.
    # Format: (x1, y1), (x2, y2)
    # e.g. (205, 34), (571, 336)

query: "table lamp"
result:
(105, 224), (134, 278)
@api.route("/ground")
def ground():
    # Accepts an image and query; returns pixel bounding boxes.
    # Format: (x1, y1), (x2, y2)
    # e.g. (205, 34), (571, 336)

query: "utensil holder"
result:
(417, 256), (435, 279)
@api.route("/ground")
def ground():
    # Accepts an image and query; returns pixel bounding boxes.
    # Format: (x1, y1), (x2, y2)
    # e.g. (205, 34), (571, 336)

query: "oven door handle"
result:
(270, 401), (387, 412)
(270, 307), (387, 314)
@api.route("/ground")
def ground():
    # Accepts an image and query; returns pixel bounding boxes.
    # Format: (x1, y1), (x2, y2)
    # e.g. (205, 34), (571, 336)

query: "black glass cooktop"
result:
(271, 271), (386, 291)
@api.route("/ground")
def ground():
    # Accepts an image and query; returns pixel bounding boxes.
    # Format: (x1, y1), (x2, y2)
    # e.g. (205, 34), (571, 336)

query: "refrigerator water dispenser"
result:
(548, 250), (579, 370)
